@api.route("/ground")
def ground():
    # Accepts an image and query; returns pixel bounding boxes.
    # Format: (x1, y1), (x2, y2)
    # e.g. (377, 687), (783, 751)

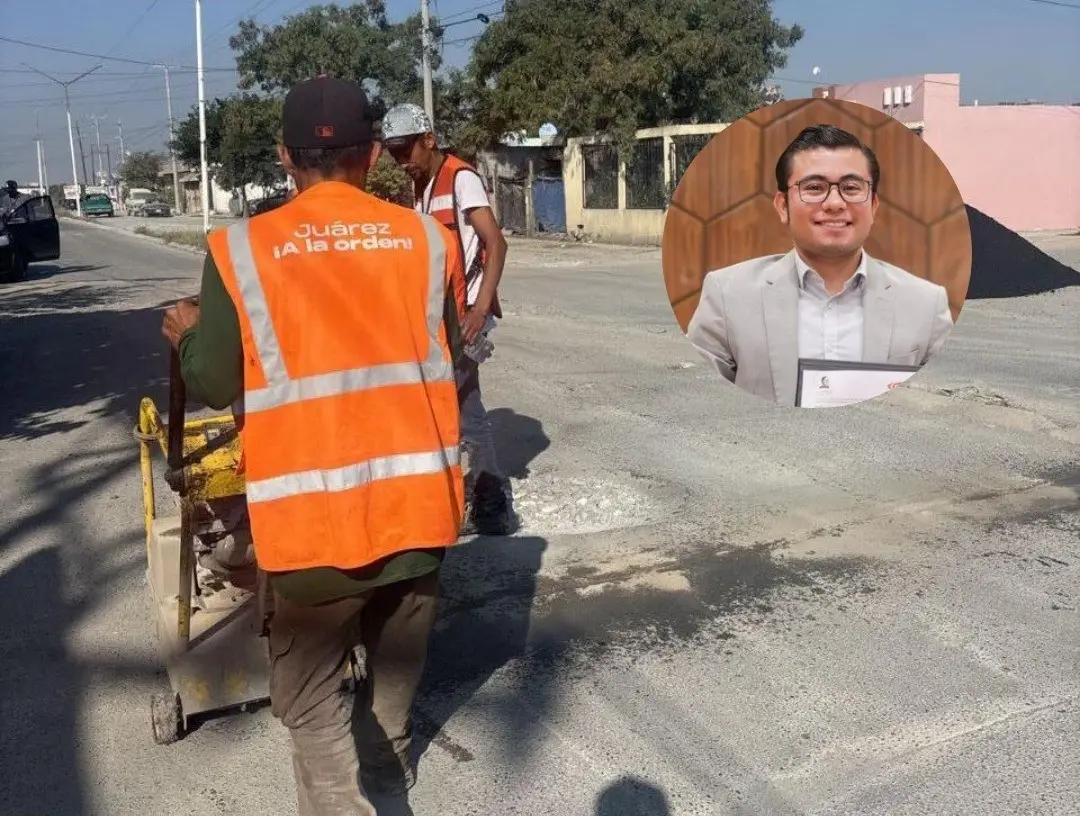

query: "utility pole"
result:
(155, 63), (183, 215)
(22, 63), (101, 218)
(75, 121), (89, 185)
(35, 109), (45, 195)
(195, 0), (211, 232)
(89, 114), (107, 184)
(116, 120), (126, 209)
(420, 0), (434, 125)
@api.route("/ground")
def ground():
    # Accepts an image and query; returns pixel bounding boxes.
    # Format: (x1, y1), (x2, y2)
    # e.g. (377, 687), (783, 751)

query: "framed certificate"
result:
(795, 359), (920, 409)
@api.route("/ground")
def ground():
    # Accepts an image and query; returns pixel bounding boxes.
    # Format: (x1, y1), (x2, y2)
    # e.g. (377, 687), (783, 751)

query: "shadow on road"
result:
(0, 276), (180, 812)
(966, 205), (1080, 300)
(489, 407), (551, 480)
(0, 547), (86, 815)
(412, 410), (556, 773)
(0, 285), (172, 442)
(0, 448), (156, 815)
(22, 262), (108, 281)
(596, 777), (672, 815)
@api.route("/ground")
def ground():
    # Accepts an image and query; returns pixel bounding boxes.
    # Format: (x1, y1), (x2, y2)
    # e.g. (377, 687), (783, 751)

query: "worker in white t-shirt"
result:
(381, 103), (512, 536)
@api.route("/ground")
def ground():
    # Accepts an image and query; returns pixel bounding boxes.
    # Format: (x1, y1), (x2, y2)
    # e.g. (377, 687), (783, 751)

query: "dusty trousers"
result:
(456, 355), (502, 480)
(267, 571), (440, 816)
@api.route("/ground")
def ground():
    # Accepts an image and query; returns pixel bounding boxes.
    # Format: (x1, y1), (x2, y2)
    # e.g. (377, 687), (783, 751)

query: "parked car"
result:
(247, 189), (291, 217)
(0, 194), (61, 283)
(134, 199), (172, 217)
(82, 193), (115, 217)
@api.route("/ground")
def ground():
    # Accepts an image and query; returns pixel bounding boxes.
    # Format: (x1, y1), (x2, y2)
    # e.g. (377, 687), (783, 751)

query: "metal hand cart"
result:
(135, 351), (272, 744)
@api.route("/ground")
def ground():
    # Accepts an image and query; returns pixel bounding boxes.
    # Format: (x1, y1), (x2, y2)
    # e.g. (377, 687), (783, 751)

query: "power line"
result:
(1018, 0), (1080, 8)
(4, 75), (217, 108)
(0, 34), (233, 71)
(103, 0), (166, 58)
(441, 1), (503, 23)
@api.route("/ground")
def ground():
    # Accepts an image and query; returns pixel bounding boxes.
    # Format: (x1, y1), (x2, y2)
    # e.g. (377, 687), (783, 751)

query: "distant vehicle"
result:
(124, 188), (155, 212)
(0, 194), (61, 283)
(134, 199), (172, 217)
(247, 189), (291, 217)
(82, 193), (115, 217)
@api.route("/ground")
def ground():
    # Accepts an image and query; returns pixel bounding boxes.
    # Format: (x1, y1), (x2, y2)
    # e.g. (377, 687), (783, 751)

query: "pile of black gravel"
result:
(966, 205), (1080, 300)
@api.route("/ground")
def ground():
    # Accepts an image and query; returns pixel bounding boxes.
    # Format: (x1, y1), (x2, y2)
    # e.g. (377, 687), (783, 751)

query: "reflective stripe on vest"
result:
(246, 445), (460, 504)
(221, 213), (459, 506)
(226, 215), (453, 414)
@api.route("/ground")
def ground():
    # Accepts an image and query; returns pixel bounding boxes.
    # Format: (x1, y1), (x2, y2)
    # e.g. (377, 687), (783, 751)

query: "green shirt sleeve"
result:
(178, 251), (244, 410)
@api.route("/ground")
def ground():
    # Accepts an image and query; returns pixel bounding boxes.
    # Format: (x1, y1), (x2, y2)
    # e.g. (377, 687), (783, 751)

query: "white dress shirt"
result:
(795, 251), (868, 361)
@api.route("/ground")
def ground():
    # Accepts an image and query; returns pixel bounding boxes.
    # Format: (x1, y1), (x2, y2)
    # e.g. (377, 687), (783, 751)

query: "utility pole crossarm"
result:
(22, 62), (102, 218)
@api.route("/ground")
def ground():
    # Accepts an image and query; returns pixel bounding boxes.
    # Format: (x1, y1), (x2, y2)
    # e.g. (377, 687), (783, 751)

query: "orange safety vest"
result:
(209, 180), (467, 572)
(420, 154), (502, 319)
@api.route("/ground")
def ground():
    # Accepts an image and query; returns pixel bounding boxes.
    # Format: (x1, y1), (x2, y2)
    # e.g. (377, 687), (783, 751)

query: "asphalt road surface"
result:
(1, 220), (1079, 816)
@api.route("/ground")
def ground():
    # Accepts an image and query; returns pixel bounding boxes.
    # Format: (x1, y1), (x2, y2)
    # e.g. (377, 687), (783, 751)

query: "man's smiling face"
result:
(774, 146), (879, 260)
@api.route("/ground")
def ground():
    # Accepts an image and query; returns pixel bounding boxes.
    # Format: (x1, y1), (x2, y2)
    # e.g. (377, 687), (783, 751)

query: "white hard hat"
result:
(381, 103), (433, 142)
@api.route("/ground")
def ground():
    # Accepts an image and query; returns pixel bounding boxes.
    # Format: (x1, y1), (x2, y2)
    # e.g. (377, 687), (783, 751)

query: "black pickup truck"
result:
(0, 194), (61, 283)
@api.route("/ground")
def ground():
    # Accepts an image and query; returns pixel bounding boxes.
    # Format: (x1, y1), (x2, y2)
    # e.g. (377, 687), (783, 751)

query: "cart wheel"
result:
(150, 692), (184, 745)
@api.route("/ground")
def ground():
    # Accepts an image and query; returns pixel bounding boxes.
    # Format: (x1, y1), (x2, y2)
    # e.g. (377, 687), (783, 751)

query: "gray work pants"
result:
(268, 571), (440, 816)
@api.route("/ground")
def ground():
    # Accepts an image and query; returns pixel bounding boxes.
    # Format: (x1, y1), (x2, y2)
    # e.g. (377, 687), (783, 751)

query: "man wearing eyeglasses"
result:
(686, 124), (954, 406)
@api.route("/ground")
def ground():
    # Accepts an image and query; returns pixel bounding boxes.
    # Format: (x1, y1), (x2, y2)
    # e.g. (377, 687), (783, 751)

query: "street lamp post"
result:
(194, 0), (211, 233)
(23, 63), (101, 218)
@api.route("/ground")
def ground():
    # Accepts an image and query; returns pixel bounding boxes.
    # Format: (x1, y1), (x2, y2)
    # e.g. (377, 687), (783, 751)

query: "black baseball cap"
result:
(282, 75), (375, 149)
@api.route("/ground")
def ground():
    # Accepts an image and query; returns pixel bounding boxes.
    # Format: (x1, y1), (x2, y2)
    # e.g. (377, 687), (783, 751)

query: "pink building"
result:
(814, 74), (1080, 232)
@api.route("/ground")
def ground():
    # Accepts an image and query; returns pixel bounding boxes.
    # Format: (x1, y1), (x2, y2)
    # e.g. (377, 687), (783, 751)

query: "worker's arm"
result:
(170, 252), (244, 410)
(457, 171), (507, 342)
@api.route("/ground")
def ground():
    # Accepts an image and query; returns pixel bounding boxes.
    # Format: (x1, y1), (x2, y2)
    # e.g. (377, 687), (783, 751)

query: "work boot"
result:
(465, 472), (513, 536)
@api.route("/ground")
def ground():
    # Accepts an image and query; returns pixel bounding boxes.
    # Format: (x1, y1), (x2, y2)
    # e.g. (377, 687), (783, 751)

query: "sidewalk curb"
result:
(67, 215), (207, 256)
(66, 214), (664, 255)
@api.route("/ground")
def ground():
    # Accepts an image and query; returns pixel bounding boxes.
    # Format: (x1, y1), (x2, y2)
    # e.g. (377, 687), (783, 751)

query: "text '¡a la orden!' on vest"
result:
(271, 221), (415, 259)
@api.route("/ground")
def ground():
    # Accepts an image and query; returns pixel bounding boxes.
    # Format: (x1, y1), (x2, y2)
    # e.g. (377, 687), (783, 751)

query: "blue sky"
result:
(1, 0), (1077, 183)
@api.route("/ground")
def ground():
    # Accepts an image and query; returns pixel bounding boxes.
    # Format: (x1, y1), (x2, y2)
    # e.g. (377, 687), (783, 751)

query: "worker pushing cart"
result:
(160, 75), (469, 816)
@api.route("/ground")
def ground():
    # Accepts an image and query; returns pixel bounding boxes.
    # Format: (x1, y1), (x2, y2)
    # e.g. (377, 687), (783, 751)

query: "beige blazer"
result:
(686, 249), (954, 406)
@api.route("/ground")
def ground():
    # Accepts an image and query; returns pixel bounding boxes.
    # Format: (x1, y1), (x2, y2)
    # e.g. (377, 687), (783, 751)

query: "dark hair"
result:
(285, 143), (374, 175)
(775, 124), (880, 194)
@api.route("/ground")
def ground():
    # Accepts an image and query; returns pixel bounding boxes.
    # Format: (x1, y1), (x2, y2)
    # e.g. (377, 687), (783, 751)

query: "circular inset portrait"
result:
(662, 98), (971, 409)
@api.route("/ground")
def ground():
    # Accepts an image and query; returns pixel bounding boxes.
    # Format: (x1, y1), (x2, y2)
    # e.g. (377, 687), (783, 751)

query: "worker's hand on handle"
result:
(161, 298), (201, 350)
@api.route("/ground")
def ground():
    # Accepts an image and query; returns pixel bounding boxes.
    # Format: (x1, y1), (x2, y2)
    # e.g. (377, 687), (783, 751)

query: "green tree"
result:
(218, 94), (285, 211)
(366, 152), (412, 206)
(171, 98), (227, 169)
(432, 68), (489, 160)
(463, 0), (804, 148)
(118, 150), (164, 190)
(229, 1), (431, 117)
(172, 95), (285, 210)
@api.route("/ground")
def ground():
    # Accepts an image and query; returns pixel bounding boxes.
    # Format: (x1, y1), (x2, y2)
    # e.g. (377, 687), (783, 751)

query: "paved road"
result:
(2, 222), (1079, 815)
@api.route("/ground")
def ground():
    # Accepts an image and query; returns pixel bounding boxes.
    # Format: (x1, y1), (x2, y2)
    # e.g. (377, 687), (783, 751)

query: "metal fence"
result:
(582, 144), (619, 210)
(670, 133), (712, 189)
(625, 137), (666, 210)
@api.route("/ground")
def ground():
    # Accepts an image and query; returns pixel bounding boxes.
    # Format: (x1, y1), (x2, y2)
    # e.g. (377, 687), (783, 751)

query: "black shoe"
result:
(468, 472), (513, 536)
